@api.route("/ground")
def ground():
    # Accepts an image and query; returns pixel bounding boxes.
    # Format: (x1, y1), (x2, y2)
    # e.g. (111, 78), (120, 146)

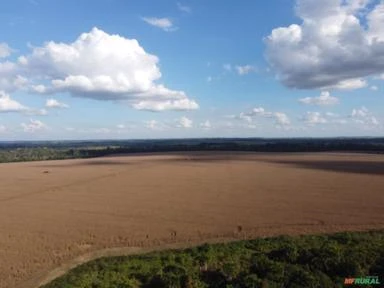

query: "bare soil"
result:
(0, 152), (383, 288)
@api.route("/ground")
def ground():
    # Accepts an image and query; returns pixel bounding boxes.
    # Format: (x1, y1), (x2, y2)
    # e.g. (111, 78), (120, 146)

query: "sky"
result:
(0, 0), (384, 140)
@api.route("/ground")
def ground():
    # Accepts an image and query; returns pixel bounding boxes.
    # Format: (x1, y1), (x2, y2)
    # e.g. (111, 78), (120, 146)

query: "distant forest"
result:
(0, 138), (384, 163)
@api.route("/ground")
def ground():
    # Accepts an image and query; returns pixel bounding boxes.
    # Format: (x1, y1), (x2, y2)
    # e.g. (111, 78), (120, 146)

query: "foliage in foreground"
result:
(42, 230), (384, 288)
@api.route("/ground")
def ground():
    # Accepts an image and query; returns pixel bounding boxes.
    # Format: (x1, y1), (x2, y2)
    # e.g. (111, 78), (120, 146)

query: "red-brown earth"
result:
(0, 152), (383, 288)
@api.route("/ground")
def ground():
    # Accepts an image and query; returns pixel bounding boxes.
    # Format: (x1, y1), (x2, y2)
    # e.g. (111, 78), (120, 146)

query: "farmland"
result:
(0, 152), (383, 287)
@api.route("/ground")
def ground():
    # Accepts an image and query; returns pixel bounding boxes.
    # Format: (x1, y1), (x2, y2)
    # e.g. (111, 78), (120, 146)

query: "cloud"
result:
(31, 84), (46, 94)
(142, 17), (176, 31)
(236, 65), (255, 75)
(45, 98), (69, 108)
(144, 120), (164, 130)
(0, 91), (48, 115)
(2, 27), (196, 111)
(0, 125), (6, 133)
(300, 107), (379, 127)
(351, 106), (379, 126)
(0, 91), (28, 112)
(132, 98), (198, 111)
(251, 107), (270, 116)
(238, 112), (253, 123)
(329, 78), (367, 90)
(370, 85), (378, 91)
(177, 2), (191, 13)
(200, 120), (211, 129)
(352, 106), (369, 118)
(227, 112), (253, 123)
(21, 119), (47, 132)
(233, 107), (291, 127)
(0, 61), (28, 92)
(0, 43), (12, 58)
(176, 116), (193, 128)
(274, 112), (291, 126)
(266, 0), (384, 90)
(249, 107), (275, 118)
(299, 91), (339, 106)
(23, 28), (161, 95)
(302, 112), (328, 124)
(0, 62), (17, 80)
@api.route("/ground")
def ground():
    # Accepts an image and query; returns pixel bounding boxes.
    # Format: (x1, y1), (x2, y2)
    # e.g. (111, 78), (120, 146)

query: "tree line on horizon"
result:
(0, 138), (383, 163)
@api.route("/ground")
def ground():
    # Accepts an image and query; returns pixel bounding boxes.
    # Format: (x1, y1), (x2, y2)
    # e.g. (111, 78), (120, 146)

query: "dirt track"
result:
(0, 152), (384, 288)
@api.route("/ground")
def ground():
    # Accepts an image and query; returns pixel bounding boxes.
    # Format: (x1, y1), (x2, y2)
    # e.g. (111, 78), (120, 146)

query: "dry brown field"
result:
(0, 152), (384, 288)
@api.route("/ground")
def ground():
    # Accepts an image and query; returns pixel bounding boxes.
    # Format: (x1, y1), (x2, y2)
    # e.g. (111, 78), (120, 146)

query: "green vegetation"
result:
(1, 138), (384, 163)
(42, 230), (384, 288)
(0, 146), (114, 163)
(0, 147), (69, 162)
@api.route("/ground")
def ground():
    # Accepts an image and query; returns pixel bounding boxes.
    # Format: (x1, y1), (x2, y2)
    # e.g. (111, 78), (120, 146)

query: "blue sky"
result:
(0, 0), (383, 140)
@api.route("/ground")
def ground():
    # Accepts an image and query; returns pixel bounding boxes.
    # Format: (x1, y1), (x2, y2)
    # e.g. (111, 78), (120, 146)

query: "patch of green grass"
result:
(42, 230), (384, 288)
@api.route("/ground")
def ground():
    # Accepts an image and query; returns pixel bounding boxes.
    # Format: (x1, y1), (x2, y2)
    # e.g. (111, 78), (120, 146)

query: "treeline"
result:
(0, 147), (70, 163)
(1, 138), (384, 163)
(42, 230), (384, 288)
(70, 140), (384, 156)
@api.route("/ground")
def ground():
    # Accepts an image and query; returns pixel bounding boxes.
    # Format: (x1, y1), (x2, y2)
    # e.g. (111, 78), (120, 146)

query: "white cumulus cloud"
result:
(274, 112), (291, 126)
(234, 107), (291, 127)
(21, 119), (47, 132)
(0, 62), (28, 92)
(251, 107), (270, 116)
(351, 106), (380, 126)
(352, 106), (369, 118)
(200, 120), (211, 129)
(238, 112), (253, 123)
(0, 91), (28, 112)
(266, 0), (384, 89)
(0, 91), (47, 115)
(5, 27), (196, 111)
(45, 98), (69, 108)
(176, 116), (193, 128)
(299, 91), (339, 106)
(132, 98), (198, 111)
(329, 78), (367, 90)
(302, 112), (328, 124)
